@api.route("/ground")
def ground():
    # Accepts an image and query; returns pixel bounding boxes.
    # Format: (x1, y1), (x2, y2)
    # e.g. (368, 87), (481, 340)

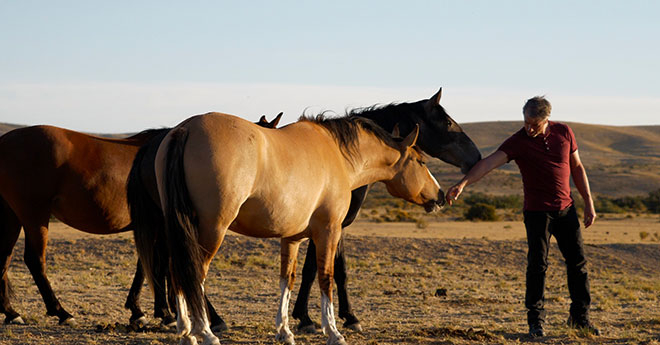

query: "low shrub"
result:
(463, 203), (499, 221)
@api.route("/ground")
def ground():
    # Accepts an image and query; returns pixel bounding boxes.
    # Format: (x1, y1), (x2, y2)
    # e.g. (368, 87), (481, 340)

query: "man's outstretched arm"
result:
(445, 150), (508, 205)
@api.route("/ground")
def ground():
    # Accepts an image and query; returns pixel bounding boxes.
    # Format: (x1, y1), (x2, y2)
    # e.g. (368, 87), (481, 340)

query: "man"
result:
(445, 96), (600, 337)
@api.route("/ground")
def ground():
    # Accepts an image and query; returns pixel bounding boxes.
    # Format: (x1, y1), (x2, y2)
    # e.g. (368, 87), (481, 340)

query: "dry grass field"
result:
(1, 216), (659, 345)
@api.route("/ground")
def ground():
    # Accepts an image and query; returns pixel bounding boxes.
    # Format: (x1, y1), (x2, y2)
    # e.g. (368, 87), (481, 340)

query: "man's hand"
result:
(445, 182), (466, 206)
(584, 205), (596, 228)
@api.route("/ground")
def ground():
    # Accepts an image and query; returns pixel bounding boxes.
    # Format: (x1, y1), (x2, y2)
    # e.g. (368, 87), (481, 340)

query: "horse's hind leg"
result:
(22, 219), (75, 325)
(124, 259), (148, 328)
(291, 240), (318, 333)
(0, 202), (23, 324)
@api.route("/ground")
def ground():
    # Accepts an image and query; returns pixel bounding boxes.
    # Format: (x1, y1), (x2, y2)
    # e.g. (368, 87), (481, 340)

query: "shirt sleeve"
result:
(497, 134), (519, 162)
(566, 125), (578, 153)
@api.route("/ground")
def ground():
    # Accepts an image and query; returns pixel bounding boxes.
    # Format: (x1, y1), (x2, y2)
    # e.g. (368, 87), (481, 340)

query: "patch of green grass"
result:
(245, 255), (277, 269)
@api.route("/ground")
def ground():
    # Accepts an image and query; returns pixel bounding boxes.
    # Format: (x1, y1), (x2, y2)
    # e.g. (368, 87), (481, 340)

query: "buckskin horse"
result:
(135, 109), (446, 345)
(127, 113), (282, 332)
(0, 114), (281, 327)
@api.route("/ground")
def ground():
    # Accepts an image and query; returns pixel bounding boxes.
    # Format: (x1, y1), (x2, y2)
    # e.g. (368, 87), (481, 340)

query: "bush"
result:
(464, 203), (499, 221)
(594, 197), (625, 213)
(645, 189), (660, 213)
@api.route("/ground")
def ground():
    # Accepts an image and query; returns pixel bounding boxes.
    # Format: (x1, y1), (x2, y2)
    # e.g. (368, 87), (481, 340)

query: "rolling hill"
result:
(1, 121), (658, 197)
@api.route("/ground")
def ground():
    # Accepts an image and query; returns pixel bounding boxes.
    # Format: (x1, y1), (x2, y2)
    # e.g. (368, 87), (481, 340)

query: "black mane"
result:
(299, 111), (400, 163)
(347, 100), (449, 133)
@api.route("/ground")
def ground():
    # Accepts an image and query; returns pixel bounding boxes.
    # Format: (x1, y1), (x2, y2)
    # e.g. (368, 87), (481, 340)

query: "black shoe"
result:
(567, 315), (601, 336)
(529, 323), (545, 337)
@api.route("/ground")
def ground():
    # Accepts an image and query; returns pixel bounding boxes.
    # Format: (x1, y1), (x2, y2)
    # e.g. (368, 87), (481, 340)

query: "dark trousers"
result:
(523, 205), (591, 325)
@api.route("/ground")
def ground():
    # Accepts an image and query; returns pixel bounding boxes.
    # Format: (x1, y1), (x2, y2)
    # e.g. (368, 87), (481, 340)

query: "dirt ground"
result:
(1, 216), (659, 345)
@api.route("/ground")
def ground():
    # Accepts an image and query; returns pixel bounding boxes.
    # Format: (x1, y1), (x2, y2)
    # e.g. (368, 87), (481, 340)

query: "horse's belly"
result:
(51, 196), (130, 234)
(228, 200), (310, 238)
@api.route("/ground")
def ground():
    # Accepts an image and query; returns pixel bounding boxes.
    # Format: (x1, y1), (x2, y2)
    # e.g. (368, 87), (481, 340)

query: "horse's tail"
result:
(127, 130), (168, 292)
(159, 128), (206, 319)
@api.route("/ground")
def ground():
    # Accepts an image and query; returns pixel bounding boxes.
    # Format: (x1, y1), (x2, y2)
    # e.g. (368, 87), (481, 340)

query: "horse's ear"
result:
(392, 123), (401, 138)
(424, 87), (442, 114)
(258, 115), (268, 125)
(270, 112), (283, 128)
(402, 124), (419, 148)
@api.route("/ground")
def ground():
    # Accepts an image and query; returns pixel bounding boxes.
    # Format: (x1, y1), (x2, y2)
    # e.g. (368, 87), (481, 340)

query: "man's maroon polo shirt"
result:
(498, 121), (578, 211)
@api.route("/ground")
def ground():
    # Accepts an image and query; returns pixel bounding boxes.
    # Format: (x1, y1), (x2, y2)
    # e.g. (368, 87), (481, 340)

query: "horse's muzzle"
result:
(423, 190), (445, 213)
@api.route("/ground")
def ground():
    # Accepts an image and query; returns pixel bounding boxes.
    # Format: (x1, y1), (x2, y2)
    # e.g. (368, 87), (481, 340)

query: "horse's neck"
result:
(345, 132), (400, 189)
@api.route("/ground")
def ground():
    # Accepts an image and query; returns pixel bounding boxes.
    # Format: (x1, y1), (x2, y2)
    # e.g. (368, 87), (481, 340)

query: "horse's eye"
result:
(417, 159), (426, 166)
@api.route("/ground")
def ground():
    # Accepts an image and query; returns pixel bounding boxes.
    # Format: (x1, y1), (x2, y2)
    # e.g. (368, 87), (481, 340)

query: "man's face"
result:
(523, 113), (548, 138)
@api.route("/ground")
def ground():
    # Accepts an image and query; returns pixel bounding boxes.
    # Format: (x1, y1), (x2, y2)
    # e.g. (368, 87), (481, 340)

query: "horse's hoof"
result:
(201, 334), (221, 345)
(6, 316), (25, 325)
(179, 334), (198, 345)
(344, 321), (362, 332)
(296, 320), (320, 334)
(328, 336), (348, 345)
(160, 315), (177, 328)
(275, 332), (296, 345)
(211, 320), (229, 333)
(297, 322), (318, 334)
(59, 317), (77, 327)
(130, 315), (148, 329)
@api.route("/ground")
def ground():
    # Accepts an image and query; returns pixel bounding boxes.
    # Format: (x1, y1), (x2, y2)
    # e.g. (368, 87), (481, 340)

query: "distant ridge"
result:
(1, 121), (658, 197)
(0, 123), (24, 134)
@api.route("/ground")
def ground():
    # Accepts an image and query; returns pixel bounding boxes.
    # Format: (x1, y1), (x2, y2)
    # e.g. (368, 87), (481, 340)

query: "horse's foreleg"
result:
(333, 185), (369, 332)
(23, 222), (75, 325)
(314, 229), (347, 345)
(334, 236), (361, 332)
(275, 239), (302, 345)
(0, 207), (22, 324)
(291, 240), (318, 333)
(125, 259), (147, 327)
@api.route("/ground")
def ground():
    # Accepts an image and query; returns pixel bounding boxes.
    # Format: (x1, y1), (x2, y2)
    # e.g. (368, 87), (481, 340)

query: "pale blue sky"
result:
(1, 1), (659, 133)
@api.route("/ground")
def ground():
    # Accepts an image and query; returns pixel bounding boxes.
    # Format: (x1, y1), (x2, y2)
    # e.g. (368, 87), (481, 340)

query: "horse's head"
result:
(411, 88), (482, 174)
(385, 125), (445, 213)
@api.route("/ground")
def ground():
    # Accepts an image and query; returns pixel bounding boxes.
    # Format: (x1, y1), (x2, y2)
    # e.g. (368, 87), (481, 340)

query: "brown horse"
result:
(136, 112), (444, 345)
(0, 126), (163, 326)
(0, 114), (282, 327)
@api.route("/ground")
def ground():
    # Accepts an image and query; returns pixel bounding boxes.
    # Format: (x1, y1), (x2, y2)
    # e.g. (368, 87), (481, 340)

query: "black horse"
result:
(291, 88), (482, 332)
